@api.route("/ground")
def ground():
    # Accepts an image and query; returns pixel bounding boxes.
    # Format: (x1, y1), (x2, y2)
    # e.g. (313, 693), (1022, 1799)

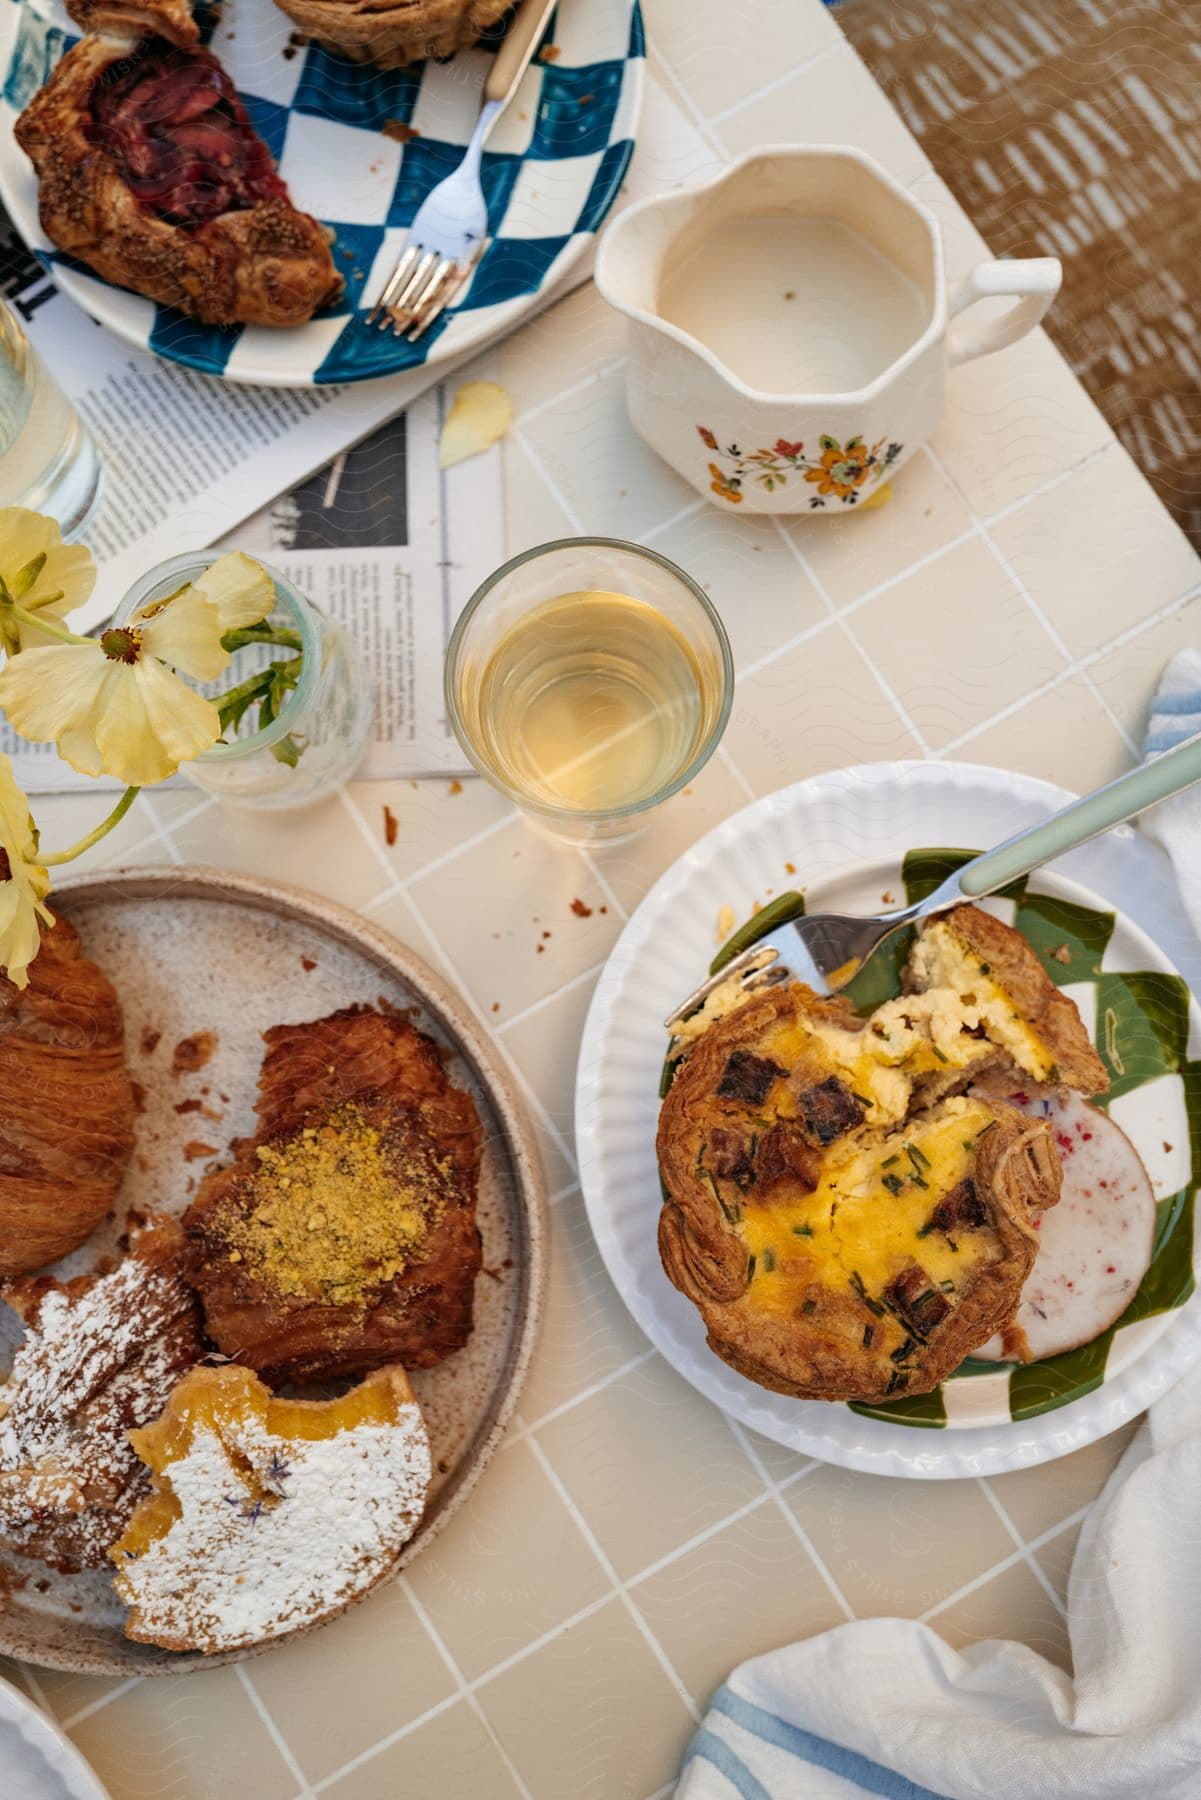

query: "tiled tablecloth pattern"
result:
(7, 2), (1201, 1795)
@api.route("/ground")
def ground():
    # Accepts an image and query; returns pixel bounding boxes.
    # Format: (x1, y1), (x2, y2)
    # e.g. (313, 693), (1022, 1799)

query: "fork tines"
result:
(367, 242), (483, 341)
(663, 944), (789, 1036)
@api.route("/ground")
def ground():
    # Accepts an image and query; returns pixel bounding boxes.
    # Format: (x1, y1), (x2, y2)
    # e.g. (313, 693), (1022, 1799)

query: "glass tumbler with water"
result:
(0, 297), (102, 536)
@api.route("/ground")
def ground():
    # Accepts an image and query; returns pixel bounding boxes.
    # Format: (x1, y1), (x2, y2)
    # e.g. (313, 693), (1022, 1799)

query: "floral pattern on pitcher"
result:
(699, 428), (902, 507)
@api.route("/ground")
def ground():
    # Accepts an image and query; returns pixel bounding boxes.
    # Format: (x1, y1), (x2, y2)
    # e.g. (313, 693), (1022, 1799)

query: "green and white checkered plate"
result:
(577, 762), (1201, 1478)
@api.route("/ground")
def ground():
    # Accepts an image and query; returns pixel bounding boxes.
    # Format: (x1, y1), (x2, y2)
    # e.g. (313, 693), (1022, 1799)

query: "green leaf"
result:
(1120, 1186), (1195, 1325)
(1093, 971), (1191, 1097)
(841, 927), (912, 1016)
(1008, 1332), (1112, 1419)
(948, 1356), (1010, 1379)
(849, 1386), (947, 1426)
(271, 733), (302, 768)
(1012, 891), (1115, 984)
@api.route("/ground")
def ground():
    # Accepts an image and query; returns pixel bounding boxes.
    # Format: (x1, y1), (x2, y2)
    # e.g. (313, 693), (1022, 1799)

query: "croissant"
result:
(267, 0), (511, 69)
(15, 25), (344, 328)
(0, 908), (136, 1276)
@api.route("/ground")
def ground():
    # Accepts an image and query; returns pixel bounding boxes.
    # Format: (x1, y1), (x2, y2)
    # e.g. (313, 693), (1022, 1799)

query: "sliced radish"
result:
(972, 1090), (1156, 1363)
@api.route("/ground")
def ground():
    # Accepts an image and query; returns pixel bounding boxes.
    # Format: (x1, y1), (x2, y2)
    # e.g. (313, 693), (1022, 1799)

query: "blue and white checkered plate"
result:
(0, 0), (644, 384)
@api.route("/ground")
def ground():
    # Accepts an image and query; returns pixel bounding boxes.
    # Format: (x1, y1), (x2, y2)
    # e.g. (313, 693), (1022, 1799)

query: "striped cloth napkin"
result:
(675, 651), (1201, 1800)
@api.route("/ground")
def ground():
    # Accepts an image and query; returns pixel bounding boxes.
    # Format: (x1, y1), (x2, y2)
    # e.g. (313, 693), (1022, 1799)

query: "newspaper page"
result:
(0, 218), (499, 786)
(218, 388), (499, 781)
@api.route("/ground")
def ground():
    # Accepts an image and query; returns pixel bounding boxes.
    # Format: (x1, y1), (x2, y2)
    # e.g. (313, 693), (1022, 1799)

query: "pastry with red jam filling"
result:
(15, 13), (343, 328)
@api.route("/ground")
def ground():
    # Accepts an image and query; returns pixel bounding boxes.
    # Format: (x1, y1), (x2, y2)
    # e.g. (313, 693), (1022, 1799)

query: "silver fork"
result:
(367, 0), (555, 340)
(664, 732), (1201, 1040)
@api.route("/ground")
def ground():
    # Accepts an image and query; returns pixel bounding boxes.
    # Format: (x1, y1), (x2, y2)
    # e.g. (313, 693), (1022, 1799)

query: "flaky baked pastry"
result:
(64, 0), (198, 45)
(0, 907), (136, 1276)
(15, 29), (343, 327)
(0, 1214), (202, 1571)
(267, 0), (511, 70)
(183, 1004), (483, 1385)
(111, 1362), (431, 1653)
(656, 904), (1108, 1403)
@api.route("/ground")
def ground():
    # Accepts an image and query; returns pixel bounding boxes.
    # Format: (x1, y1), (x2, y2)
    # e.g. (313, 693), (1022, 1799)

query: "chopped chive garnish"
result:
(707, 1173), (741, 1224)
(760, 1247), (776, 1273)
(979, 961), (991, 974)
(881, 1154), (899, 1168)
(862, 1324), (875, 1348)
(801, 1298), (817, 1316)
(908, 1143), (931, 1170)
(882, 1173), (904, 1196)
(916, 1221), (935, 1237)
(913, 1289), (936, 1307)
(746, 1254), (756, 1280)
(910, 1173), (929, 1190)
(851, 1091), (872, 1107)
(849, 1271), (885, 1315)
(890, 1338), (915, 1364)
(932, 1045), (948, 1063)
(939, 1279), (955, 1293)
(885, 1369), (909, 1395)
(792, 1222), (814, 1237)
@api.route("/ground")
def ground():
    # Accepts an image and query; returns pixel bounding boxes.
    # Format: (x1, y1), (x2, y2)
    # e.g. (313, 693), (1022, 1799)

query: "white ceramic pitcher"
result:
(595, 145), (1061, 515)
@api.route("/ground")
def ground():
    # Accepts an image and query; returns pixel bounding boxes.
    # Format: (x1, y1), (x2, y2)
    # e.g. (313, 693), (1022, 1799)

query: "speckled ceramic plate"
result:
(577, 762), (1201, 1479)
(0, 867), (546, 1674)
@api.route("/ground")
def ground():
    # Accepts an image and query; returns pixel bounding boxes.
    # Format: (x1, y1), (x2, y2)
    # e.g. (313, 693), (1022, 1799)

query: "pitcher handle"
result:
(946, 258), (1062, 366)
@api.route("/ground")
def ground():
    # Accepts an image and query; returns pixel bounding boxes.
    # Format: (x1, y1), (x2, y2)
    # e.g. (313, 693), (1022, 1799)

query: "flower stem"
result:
(221, 625), (303, 653)
(9, 603), (91, 646)
(217, 655), (302, 727)
(41, 787), (141, 866)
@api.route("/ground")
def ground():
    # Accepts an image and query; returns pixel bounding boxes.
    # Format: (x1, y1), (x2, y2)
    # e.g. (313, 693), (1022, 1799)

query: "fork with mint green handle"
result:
(664, 732), (1201, 1033)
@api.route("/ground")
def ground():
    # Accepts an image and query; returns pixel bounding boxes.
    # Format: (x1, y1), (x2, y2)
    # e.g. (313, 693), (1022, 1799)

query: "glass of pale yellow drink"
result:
(445, 537), (733, 844)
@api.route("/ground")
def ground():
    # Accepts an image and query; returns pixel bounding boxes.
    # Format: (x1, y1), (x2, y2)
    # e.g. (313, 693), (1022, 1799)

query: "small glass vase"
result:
(115, 554), (373, 810)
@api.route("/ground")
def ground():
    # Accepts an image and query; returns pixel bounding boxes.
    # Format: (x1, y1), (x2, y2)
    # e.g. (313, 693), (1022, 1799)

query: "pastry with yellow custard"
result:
(110, 1362), (431, 1654)
(656, 903), (1107, 1402)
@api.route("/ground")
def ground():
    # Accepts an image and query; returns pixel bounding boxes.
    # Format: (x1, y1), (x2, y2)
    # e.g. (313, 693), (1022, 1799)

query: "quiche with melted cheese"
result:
(656, 904), (1107, 1403)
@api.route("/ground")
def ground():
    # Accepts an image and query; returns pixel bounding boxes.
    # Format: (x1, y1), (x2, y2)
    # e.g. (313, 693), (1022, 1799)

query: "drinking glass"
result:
(445, 536), (733, 845)
(0, 298), (102, 537)
(115, 554), (373, 810)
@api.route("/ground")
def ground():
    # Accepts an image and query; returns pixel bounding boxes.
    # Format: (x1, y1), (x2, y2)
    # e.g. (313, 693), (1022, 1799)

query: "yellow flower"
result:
(0, 553), (274, 787)
(0, 509), (96, 653)
(158, 552), (274, 636)
(0, 753), (52, 990)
